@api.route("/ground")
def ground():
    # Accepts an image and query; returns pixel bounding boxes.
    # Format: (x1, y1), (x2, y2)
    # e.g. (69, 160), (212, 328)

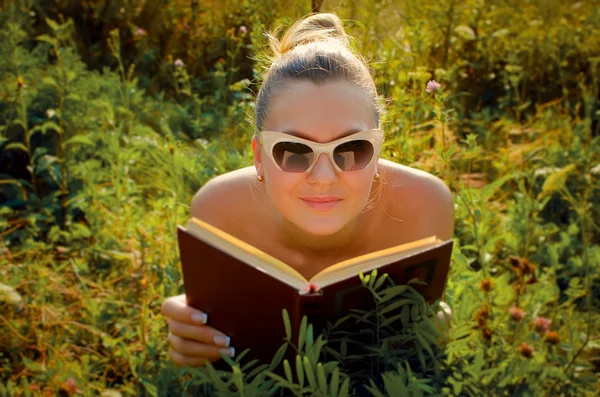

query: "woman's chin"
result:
(292, 217), (348, 237)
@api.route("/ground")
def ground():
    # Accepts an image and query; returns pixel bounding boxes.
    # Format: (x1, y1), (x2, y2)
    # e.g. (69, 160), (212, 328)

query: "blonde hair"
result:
(254, 12), (382, 132)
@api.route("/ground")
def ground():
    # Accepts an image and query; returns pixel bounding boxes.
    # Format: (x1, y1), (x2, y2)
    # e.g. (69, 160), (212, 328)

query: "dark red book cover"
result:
(176, 223), (453, 370)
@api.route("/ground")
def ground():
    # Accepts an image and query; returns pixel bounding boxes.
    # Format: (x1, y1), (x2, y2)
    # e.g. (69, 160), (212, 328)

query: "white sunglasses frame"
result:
(257, 129), (384, 173)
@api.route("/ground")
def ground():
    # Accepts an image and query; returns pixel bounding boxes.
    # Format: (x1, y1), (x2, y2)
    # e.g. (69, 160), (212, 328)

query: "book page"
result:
(310, 236), (442, 288)
(186, 217), (309, 290)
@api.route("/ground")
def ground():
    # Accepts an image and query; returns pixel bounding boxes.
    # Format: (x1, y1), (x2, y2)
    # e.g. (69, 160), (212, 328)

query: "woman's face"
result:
(252, 79), (380, 237)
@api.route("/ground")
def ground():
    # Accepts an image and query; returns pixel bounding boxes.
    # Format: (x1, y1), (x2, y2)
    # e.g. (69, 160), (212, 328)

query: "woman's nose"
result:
(308, 153), (338, 180)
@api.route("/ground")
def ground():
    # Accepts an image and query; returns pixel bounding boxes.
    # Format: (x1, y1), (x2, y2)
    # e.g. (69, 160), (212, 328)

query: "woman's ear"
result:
(252, 135), (262, 175)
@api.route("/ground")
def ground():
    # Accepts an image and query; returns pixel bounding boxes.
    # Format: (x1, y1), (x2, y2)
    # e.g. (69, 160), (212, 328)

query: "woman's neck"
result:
(274, 209), (374, 257)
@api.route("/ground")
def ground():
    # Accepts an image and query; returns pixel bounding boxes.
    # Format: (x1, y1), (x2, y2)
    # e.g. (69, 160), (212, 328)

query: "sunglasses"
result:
(257, 129), (384, 173)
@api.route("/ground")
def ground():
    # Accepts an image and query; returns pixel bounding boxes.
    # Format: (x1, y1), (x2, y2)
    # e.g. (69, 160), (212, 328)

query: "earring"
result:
(373, 172), (380, 180)
(257, 175), (264, 182)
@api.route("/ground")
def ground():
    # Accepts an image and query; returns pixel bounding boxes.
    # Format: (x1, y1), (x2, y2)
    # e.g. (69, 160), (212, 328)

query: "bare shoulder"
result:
(190, 166), (257, 231)
(379, 159), (455, 241)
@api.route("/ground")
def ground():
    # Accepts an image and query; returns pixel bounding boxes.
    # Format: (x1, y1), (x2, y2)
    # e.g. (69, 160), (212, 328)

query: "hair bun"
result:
(268, 13), (349, 59)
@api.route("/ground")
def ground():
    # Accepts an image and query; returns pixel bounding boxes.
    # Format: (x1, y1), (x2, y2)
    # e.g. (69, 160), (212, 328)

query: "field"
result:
(1, 0), (599, 396)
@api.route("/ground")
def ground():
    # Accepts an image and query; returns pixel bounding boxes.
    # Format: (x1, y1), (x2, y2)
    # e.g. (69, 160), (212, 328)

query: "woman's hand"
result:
(161, 294), (235, 367)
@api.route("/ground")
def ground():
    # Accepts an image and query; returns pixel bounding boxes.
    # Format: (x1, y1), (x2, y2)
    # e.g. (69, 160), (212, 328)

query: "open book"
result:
(177, 217), (453, 367)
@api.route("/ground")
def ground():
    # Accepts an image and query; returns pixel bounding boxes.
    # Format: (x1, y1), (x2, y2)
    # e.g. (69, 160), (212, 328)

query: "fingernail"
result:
(191, 312), (208, 324)
(213, 335), (230, 347)
(219, 347), (235, 357)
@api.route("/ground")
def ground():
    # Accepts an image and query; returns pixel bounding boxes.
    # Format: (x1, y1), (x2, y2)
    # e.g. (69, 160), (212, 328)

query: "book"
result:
(176, 216), (453, 368)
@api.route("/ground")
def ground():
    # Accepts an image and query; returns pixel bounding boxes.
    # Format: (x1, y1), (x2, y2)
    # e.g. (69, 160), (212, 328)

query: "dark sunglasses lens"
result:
(273, 142), (314, 172)
(333, 140), (374, 170)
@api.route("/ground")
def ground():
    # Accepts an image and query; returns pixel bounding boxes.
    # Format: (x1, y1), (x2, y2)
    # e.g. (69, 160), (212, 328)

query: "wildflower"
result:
(508, 255), (521, 269)
(174, 59), (185, 67)
(480, 278), (494, 292)
(46, 109), (56, 118)
(474, 304), (490, 327)
(521, 258), (535, 275)
(426, 80), (441, 93)
(544, 331), (560, 345)
(239, 25), (247, 36)
(55, 246), (68, 254)
(514, 281), (524, 294)
(61, 377), (78, 393)
(509, 255), (536, 276)
(482, 327), (493, 340)
(509, 306), (526, 321)
(16, 76), (27, 88)
(135, 27), (147, 37)
(534, 316), (552, 334)
(517, 343), (534, 358)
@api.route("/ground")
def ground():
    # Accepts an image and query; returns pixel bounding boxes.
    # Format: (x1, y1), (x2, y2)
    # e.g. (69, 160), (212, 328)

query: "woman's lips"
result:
(301, 198), (342, 211)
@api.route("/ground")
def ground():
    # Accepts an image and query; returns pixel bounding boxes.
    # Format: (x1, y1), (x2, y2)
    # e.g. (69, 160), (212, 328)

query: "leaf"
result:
(283, 359), (293, 383)
(364, 274), (371, 285)
(373, 273), (388, 291)
(282, 309), (292, 340)
(415, 342), (427, 369)
(379, 298), (414, 316)
(306, 323), (314, 350)
(66, 93), (81, 102)
(298, 316), (307, 352)
(330, 367), (340, 396)
(454, 25), (476, 40)
(204, 361), (229, 391)
(317, 362), (327, 393)
(378, 286), (412, 304)
(64, 135), (95, 147)
(368, 268), (378, 288)
(381, 310), (406, 327)
(45, 18), (60, 31)
(339, 377), (350, 397)
(269, 343), (287, 370)
(67, 70), (77, 84)
(140, 380), (157, 397)
(295, 355), (304, 388)
(492, 28), (510, 38)
(415, 330), (434, 358)
(5, 142), (28, 153)
(411, 303), (421, 322)
(42, 76), (58, 88)
(480, 173), (514, 202)
(36, 34), (56, 45)
(537, 164), (576, 200)
(29, 121), (61, 138)
(231, 366), (244, 392)
(303, 356), (317, 389)
(400, 304), (411, 327)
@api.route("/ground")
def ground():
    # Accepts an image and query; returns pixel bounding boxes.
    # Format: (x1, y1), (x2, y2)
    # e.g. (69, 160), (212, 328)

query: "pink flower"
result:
(509, 306), (526, 321)
(135, 27), (147, 37)
(517, 343), (534, 358)
(62, 377), (78, 393)
(534, 316), (552, 334)
(426, 80), (441, 93)
(239, 25), (247, 35)
(174, 59), (184, 67)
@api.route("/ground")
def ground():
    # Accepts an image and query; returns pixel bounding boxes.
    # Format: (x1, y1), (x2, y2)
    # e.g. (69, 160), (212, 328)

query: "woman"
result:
(161, 12), (454, 367)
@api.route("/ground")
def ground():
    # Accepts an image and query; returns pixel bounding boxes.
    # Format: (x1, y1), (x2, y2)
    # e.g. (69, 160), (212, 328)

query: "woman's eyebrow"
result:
(282, 129), (362, 141)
